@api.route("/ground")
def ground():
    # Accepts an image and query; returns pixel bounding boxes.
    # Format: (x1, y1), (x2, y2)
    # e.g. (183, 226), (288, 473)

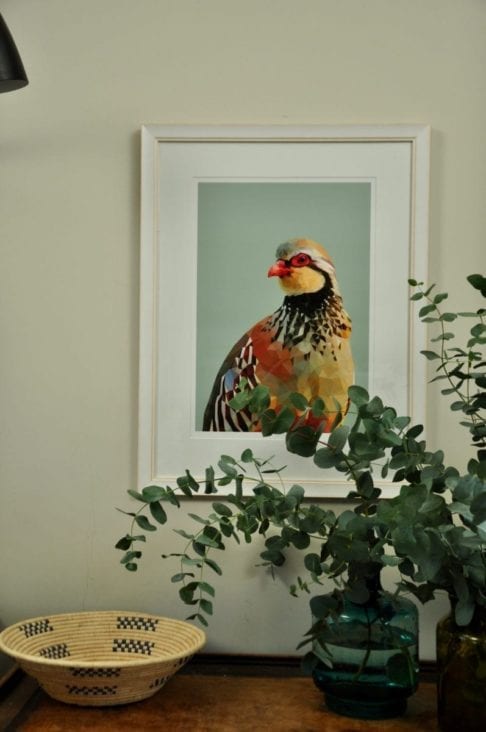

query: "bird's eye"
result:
(290, 253), (312, 268)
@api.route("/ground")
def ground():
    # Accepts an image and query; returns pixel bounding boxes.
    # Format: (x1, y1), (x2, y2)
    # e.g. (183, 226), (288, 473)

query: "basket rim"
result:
(0, 610), (206, 669)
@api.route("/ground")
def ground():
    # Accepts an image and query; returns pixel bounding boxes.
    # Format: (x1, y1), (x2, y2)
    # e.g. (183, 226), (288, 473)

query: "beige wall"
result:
(1, 0), (484, 661)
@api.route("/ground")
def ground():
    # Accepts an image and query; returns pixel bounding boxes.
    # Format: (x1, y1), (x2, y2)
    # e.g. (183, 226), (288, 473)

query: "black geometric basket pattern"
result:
(65, 685), (118, 697)
(149, 675), (170, 690)
(39, 643), (71, 659)
(112, 639), (155, 655)
(70, 667), (121, 678)
(19, 619), (54, 638)
(116, 616), (159, 631)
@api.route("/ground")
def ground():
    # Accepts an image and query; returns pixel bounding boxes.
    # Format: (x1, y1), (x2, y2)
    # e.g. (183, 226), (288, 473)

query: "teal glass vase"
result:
(311, 588), (419, 719)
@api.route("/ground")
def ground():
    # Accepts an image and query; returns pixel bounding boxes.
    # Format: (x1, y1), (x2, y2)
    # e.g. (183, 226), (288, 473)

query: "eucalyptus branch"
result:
(410, 277), (486, 462)
(415, 283), (473, 410)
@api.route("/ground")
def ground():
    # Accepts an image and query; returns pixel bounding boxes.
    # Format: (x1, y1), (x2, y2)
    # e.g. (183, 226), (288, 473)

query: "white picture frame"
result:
(139, 125), (430, 497)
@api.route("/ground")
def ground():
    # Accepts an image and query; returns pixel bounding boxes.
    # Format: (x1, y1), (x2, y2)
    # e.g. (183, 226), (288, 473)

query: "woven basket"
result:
(0, 610), (206, 706)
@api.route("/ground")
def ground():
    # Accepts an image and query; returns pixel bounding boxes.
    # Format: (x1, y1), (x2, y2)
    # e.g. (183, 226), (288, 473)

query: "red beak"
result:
(268, 259), (290, 278)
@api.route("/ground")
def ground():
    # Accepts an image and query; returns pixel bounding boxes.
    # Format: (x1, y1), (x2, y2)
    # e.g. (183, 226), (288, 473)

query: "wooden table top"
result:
(1, 659), (439, 731)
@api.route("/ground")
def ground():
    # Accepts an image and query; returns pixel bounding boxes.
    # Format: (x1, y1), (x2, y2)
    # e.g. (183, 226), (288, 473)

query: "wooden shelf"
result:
(1, 657), (439, 731)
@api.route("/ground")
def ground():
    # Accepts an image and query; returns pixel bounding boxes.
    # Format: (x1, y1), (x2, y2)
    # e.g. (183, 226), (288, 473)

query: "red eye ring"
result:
(290, 253), (312, 268)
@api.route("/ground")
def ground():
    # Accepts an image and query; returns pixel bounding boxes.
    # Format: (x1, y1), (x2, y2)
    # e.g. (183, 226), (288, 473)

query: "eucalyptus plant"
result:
(116, 274), (486, 664)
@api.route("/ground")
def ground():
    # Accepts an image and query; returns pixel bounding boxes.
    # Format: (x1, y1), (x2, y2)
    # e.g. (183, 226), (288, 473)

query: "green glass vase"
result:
(437, 607), (486, 732)
(311, 589), (419, 719)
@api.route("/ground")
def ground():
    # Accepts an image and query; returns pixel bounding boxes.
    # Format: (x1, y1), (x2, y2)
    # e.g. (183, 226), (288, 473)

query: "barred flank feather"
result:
(205, 338), (259, 431)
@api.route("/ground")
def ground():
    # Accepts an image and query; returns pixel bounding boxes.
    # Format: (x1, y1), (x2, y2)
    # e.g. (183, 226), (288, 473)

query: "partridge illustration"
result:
(203, 238), (354, 432)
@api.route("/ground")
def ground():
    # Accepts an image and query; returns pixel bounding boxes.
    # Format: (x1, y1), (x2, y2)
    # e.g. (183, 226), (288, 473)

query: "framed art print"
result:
(139, 125), (430, 496)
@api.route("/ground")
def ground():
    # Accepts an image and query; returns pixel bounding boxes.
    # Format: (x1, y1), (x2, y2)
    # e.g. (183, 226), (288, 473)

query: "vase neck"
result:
(348, 564), (383, 602)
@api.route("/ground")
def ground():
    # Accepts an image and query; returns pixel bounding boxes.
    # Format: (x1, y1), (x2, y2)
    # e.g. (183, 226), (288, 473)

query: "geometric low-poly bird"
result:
(202, 238), (354, 432)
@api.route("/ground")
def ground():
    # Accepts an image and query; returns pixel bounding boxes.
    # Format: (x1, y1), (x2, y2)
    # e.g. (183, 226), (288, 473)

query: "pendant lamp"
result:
(0, 13), (28, 92)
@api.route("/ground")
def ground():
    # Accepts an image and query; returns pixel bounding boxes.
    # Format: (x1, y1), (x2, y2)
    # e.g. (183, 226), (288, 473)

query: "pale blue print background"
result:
(196, 182), (371, 430)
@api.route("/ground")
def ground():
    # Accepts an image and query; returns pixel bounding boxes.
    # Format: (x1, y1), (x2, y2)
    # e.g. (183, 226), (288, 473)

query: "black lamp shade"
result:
(0, 13), (28, 92)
